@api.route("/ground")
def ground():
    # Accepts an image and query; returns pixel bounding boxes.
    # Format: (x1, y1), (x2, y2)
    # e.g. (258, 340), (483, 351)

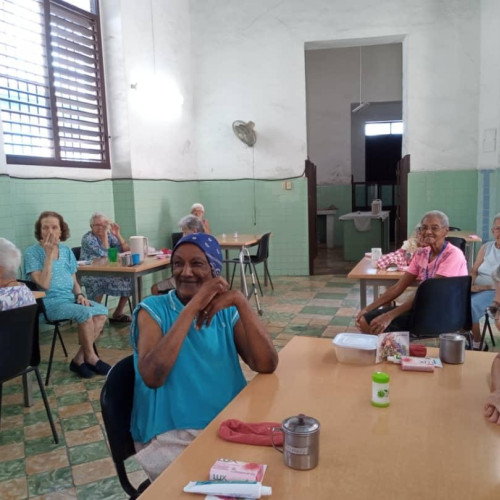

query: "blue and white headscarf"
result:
(172, 233), (223, 277)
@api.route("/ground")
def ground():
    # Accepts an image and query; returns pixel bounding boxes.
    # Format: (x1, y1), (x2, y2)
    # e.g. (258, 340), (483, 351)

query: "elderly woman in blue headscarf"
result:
(130, 233), (278, 480)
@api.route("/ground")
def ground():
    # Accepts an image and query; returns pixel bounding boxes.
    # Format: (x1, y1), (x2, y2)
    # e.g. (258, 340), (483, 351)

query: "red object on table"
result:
(409, 344), (427, 357)
(218, 419), (283, 446)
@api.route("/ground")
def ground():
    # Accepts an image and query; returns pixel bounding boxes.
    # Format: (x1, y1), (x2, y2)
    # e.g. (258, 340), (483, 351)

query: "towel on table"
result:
(218, 419), (283, 446)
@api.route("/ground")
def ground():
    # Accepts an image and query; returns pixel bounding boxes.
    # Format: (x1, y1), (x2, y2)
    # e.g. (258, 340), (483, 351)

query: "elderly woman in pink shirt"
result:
(356, 210), (468, 334)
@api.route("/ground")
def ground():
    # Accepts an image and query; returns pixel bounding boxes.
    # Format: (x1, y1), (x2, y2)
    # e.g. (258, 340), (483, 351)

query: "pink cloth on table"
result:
(377, 248), (409, 269)
(406, 243), (468, 281)
(218, 419), (283, 446)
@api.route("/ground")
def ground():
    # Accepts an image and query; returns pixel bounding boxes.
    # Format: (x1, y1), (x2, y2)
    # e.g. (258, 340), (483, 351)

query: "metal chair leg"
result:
(45, 327), (59, 386)
(33, 367), (58, 443)
(264, 260), (274, 290)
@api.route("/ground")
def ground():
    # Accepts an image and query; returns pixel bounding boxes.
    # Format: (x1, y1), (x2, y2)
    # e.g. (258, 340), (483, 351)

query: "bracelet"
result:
(75, 292), (85, 298)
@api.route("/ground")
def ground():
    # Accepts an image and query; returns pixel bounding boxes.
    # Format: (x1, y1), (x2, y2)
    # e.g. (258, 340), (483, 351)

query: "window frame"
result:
(0, 0), (110, 169)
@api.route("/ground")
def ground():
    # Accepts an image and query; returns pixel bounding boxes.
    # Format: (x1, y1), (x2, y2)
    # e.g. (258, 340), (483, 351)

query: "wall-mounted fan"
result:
(232, 120), (257, 147)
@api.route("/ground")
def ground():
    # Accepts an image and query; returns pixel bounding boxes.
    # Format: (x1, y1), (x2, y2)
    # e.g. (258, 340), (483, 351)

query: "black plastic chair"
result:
(448, 226), (461, 231)
(172, 232), (183, 247)
(100, 355), (150, 499)
(228, 233), (274, 296)
(19, 280), (69, 386)
(0, 304), (59, 443)
(71, 246), (81, 260)
(445, 236), (466, 255)
(409, 276), (473, 349)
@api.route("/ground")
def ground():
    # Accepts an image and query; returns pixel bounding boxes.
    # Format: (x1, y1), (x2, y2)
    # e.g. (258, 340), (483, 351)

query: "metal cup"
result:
(439, 333), (465, 364)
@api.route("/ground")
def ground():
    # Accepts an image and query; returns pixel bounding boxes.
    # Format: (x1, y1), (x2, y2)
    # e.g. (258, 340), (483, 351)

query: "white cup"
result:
(371, 247), (382, 268)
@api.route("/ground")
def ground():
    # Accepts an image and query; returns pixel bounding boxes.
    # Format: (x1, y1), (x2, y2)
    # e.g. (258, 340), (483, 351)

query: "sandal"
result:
(110, 314), (132, 323)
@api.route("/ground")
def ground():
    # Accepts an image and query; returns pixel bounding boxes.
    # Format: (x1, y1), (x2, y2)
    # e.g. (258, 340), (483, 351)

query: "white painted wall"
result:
(305, 44), (402, 185)
(477, 0), (500, 170)
(190, 0), (481, 179)
(0, 0), (495, 181)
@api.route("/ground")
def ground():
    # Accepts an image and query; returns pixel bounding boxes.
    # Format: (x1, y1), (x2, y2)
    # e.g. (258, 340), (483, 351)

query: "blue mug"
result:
(132, 253), (141, 265)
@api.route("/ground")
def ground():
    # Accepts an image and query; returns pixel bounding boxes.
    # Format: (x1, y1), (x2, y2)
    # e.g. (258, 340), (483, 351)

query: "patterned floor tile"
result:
(25, 448), (69, 475)
(68, 441), (109, 466)
(75, 476), (126, 499)
(0, 476), (28, 500)
(0, 458), (25, 481)
(71, 457), (117, 486)
(64, 426), (104, 448)
(27, 467), (73, 497)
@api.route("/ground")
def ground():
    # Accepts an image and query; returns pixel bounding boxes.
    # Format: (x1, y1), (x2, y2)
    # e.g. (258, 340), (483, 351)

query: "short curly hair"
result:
(34, 211), (70, 242)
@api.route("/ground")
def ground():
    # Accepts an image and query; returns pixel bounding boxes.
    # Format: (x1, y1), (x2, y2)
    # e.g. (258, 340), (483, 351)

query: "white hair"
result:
(90, 212), (110, 226)
(179, 215), (205, 233)
(421, 210), (449, 228)
(492, 213), (500, 225)
(190, 203), (205, 214)
(0, 238), (22, 280)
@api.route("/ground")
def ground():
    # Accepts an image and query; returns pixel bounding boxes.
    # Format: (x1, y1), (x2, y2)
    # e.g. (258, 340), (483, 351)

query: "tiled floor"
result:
(1, 248), (498, 499)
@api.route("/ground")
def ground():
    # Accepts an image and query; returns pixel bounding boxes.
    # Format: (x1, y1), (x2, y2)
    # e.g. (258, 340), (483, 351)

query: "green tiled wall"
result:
(316, 184), (352, 246)
(407, 170), (478, 234)
(200, 178), (309, 275)
(1, 176), (310, 303)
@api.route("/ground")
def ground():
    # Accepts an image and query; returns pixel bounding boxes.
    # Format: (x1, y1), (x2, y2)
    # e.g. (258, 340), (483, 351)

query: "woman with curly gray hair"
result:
(0, 237), (36, 311)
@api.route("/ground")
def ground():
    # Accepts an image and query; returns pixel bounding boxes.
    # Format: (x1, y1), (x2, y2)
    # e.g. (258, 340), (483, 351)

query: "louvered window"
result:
(0, 0), (109, 169)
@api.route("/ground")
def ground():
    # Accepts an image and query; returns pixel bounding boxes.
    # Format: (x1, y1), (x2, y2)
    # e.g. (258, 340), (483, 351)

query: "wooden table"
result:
(139, 337), (500, 500)
(347, 256), (409, 309)
(216, 234), (263, 282)
(77, 256), (171, 308)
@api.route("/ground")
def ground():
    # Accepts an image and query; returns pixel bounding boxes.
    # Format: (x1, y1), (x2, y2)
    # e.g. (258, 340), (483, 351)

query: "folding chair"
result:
(479, 308), (497, 351)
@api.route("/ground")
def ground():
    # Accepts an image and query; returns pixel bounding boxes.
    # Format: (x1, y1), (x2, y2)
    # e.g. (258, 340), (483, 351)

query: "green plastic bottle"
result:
(371, 371), (390, 407)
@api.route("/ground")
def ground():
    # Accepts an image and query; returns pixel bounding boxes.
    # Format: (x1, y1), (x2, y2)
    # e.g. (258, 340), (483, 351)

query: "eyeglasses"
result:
(487, 305), (500, 319)
(92, 223), (109, 228)
(492, 226), (500, 232)
(420, 225), (443, 233)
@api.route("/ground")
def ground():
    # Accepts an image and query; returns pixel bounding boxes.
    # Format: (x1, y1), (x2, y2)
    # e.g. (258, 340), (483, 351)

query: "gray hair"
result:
(179, 215), (205, 233)
(190, 203), (205, 214)
(0, 238), (22, 280)
(90, 212), (110, 226)
(420, 210), (449, 228)
(492, 213), (500, 226)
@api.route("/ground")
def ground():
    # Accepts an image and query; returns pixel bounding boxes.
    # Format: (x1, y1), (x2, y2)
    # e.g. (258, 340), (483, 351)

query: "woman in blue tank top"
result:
(130, 233), (278, 480)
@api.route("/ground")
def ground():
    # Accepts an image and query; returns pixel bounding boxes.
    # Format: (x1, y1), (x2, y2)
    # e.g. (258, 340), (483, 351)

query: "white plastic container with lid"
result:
(332, 333), (378, 365)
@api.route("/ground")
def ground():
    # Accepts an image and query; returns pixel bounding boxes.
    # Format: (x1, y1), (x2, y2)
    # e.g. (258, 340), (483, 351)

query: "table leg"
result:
(224, 250), (230, 281)
(22, 373), (33, 407)
(359, 280), (367, 309)
(465, 241), (474, 271)
(131, 276), (140, 309)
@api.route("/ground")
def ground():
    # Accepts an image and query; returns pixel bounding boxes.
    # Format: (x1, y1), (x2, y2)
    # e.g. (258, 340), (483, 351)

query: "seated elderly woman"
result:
(190, 202), (211, 233)
(469, 213), (500, 350)
(0, 237), (36, 311)
(356, 210), (468, 334)
(131, 233), (278, 480)
(24, 211), (111, 379)
(151, 214), (205, 295)
(80, 213), (132, 322)
(483, 266), (500, 424)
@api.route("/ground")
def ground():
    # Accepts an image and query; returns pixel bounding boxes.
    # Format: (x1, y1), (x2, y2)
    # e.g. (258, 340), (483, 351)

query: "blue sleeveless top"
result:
(130, 291), (246, 443)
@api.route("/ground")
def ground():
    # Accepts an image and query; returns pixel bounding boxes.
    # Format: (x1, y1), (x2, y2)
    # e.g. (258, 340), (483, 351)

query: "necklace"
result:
(424, 242), (448, 281)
